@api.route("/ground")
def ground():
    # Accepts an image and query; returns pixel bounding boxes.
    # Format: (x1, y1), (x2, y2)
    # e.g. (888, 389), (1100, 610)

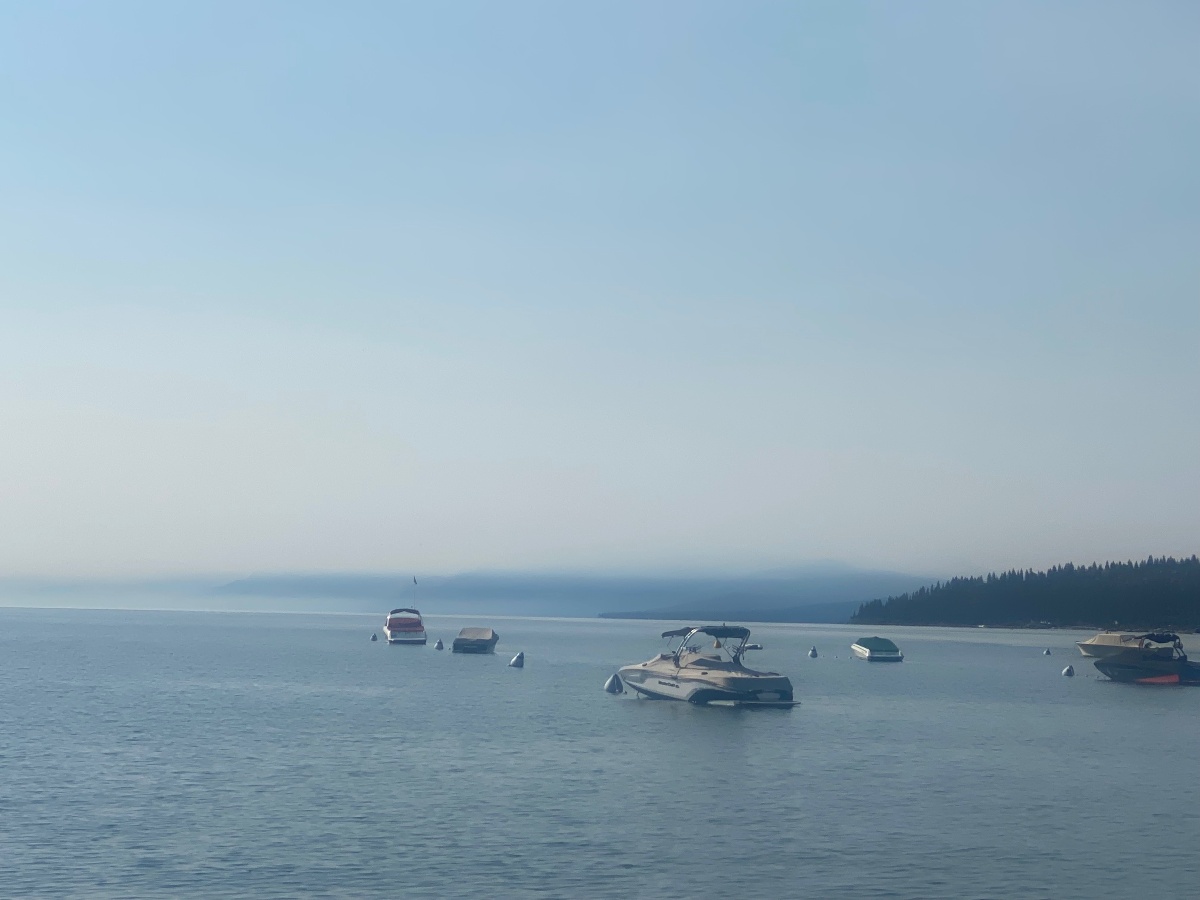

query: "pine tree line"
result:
(850, 556), (1200, 629)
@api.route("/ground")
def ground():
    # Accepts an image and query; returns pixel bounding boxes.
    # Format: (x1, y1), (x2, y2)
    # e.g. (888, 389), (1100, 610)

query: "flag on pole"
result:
(413, 576), (418, 585)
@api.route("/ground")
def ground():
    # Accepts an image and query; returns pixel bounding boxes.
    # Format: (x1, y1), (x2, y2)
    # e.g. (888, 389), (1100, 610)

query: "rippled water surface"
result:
(3, 608), (1199, 898)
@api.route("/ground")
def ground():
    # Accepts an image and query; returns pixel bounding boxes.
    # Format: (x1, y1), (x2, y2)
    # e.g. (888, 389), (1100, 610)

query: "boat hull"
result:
(851, 644), (903, 662)
(1077, 644), (1173, 660)
(617, 664), (794, 707)
(385, 632), (427, 645)
(452, 639), (498, 653)
(1093, 654), (1200, 685)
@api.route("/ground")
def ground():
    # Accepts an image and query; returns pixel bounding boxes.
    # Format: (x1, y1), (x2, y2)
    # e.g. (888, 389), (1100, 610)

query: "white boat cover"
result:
(456, 627), (497, 640)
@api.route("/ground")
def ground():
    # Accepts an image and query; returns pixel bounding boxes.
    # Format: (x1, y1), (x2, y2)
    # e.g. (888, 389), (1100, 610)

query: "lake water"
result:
(2, 607), (1198, 899)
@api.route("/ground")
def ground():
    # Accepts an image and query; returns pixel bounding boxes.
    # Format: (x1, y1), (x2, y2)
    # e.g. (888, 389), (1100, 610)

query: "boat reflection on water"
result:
(1093, 633), (1200, 685)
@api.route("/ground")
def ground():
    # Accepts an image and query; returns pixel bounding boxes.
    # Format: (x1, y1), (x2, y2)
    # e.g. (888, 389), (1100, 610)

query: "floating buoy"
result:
(370, 633), (378, 642)
(1043, 649), (1052, 656)
(1062, 665), (1074, 677)
(509, 652), (525, 668)
(808, 646), (818, 658)
(434, 639), (444, 650)
(604, 674), (624, 694)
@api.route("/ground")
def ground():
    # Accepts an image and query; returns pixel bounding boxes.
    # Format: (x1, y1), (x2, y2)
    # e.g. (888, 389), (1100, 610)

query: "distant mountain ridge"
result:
(216, 564), (933, 620)
(1, 565), (932, 620)
(9, 559), (1195, 627)
(594, 567), (933, 624)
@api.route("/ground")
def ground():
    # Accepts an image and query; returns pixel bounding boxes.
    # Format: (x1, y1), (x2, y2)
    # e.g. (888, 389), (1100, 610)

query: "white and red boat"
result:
(383, 608), (427, 645)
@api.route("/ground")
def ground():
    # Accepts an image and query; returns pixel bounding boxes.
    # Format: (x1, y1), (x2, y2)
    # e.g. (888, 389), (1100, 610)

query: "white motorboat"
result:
(1075, 631), (1152, 659)
(851, 636), (904, 661)
(383, 608), (427, 645)
(617, 625), (796, 707)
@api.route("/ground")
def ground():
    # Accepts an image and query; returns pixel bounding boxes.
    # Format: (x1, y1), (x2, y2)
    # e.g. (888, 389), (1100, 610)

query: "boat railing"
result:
(670, 627), (755, 666)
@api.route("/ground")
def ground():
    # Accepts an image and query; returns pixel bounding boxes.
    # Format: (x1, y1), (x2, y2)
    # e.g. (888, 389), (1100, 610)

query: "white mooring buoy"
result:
(1062, 665), (1074, 677)
(1043, 648), (1052, 655)
(808, 646), (818, 658)
(509, 652), (525, 668)
(604, 674), (624, 694)
(370, 633), (378, 642)
(434, 639), (444, 650)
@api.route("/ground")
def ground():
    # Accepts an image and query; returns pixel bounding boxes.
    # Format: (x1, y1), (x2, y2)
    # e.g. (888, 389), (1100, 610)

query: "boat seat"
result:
(685, 656), (734, 669)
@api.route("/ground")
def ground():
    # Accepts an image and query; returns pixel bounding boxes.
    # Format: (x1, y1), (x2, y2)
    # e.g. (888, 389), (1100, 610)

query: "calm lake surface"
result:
(3, 607), (1199, 899)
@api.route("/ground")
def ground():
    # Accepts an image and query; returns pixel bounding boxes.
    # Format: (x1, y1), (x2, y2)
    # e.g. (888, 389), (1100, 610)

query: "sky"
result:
(1, 1), (1197, 579)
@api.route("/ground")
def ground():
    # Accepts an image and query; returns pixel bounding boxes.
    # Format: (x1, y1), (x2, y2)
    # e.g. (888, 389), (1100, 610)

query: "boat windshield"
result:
(665, 626), (756, 664)
(386, 609), (424, 632)
(1137, 633), (1186, 658)
(1140, 632), (1181, 644)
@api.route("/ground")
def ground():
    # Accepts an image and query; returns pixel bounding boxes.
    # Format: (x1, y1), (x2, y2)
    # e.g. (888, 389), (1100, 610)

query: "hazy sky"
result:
(2, 2), (1197, 578)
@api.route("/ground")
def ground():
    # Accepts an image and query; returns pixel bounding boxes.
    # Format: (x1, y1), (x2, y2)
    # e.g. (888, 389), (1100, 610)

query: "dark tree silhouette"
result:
(851, 556), (1200, 629)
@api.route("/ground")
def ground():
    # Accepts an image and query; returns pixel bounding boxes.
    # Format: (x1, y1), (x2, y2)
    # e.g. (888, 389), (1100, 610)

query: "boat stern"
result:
(695, 673), (795, 707)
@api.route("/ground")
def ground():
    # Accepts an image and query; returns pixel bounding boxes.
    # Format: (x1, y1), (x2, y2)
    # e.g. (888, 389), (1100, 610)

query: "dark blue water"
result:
(2, 607), (1198, 898)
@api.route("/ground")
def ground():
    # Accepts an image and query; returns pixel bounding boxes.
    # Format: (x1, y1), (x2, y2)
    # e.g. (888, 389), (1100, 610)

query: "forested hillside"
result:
(851, 556), (1200, 629)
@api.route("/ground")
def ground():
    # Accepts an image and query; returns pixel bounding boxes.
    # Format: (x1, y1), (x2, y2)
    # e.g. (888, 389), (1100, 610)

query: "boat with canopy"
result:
(617, 625), (796, 707)
(1093, 633), (1200, 685)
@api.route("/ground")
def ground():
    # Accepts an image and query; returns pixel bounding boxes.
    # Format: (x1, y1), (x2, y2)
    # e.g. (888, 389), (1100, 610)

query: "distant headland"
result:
(850, 556), (1200, 631)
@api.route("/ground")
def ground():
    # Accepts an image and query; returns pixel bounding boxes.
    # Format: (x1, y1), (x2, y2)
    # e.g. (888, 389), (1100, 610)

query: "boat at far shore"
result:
(851, 636), (904, 662)
(383, 608), (427, 645)
(1093, 633), (1200, 685)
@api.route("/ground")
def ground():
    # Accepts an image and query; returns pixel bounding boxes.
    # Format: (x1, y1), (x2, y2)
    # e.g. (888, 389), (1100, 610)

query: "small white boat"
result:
(1075, 632), (1151, 659)
(383, 608), (427, 645)
(851, 636), (904, 662)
